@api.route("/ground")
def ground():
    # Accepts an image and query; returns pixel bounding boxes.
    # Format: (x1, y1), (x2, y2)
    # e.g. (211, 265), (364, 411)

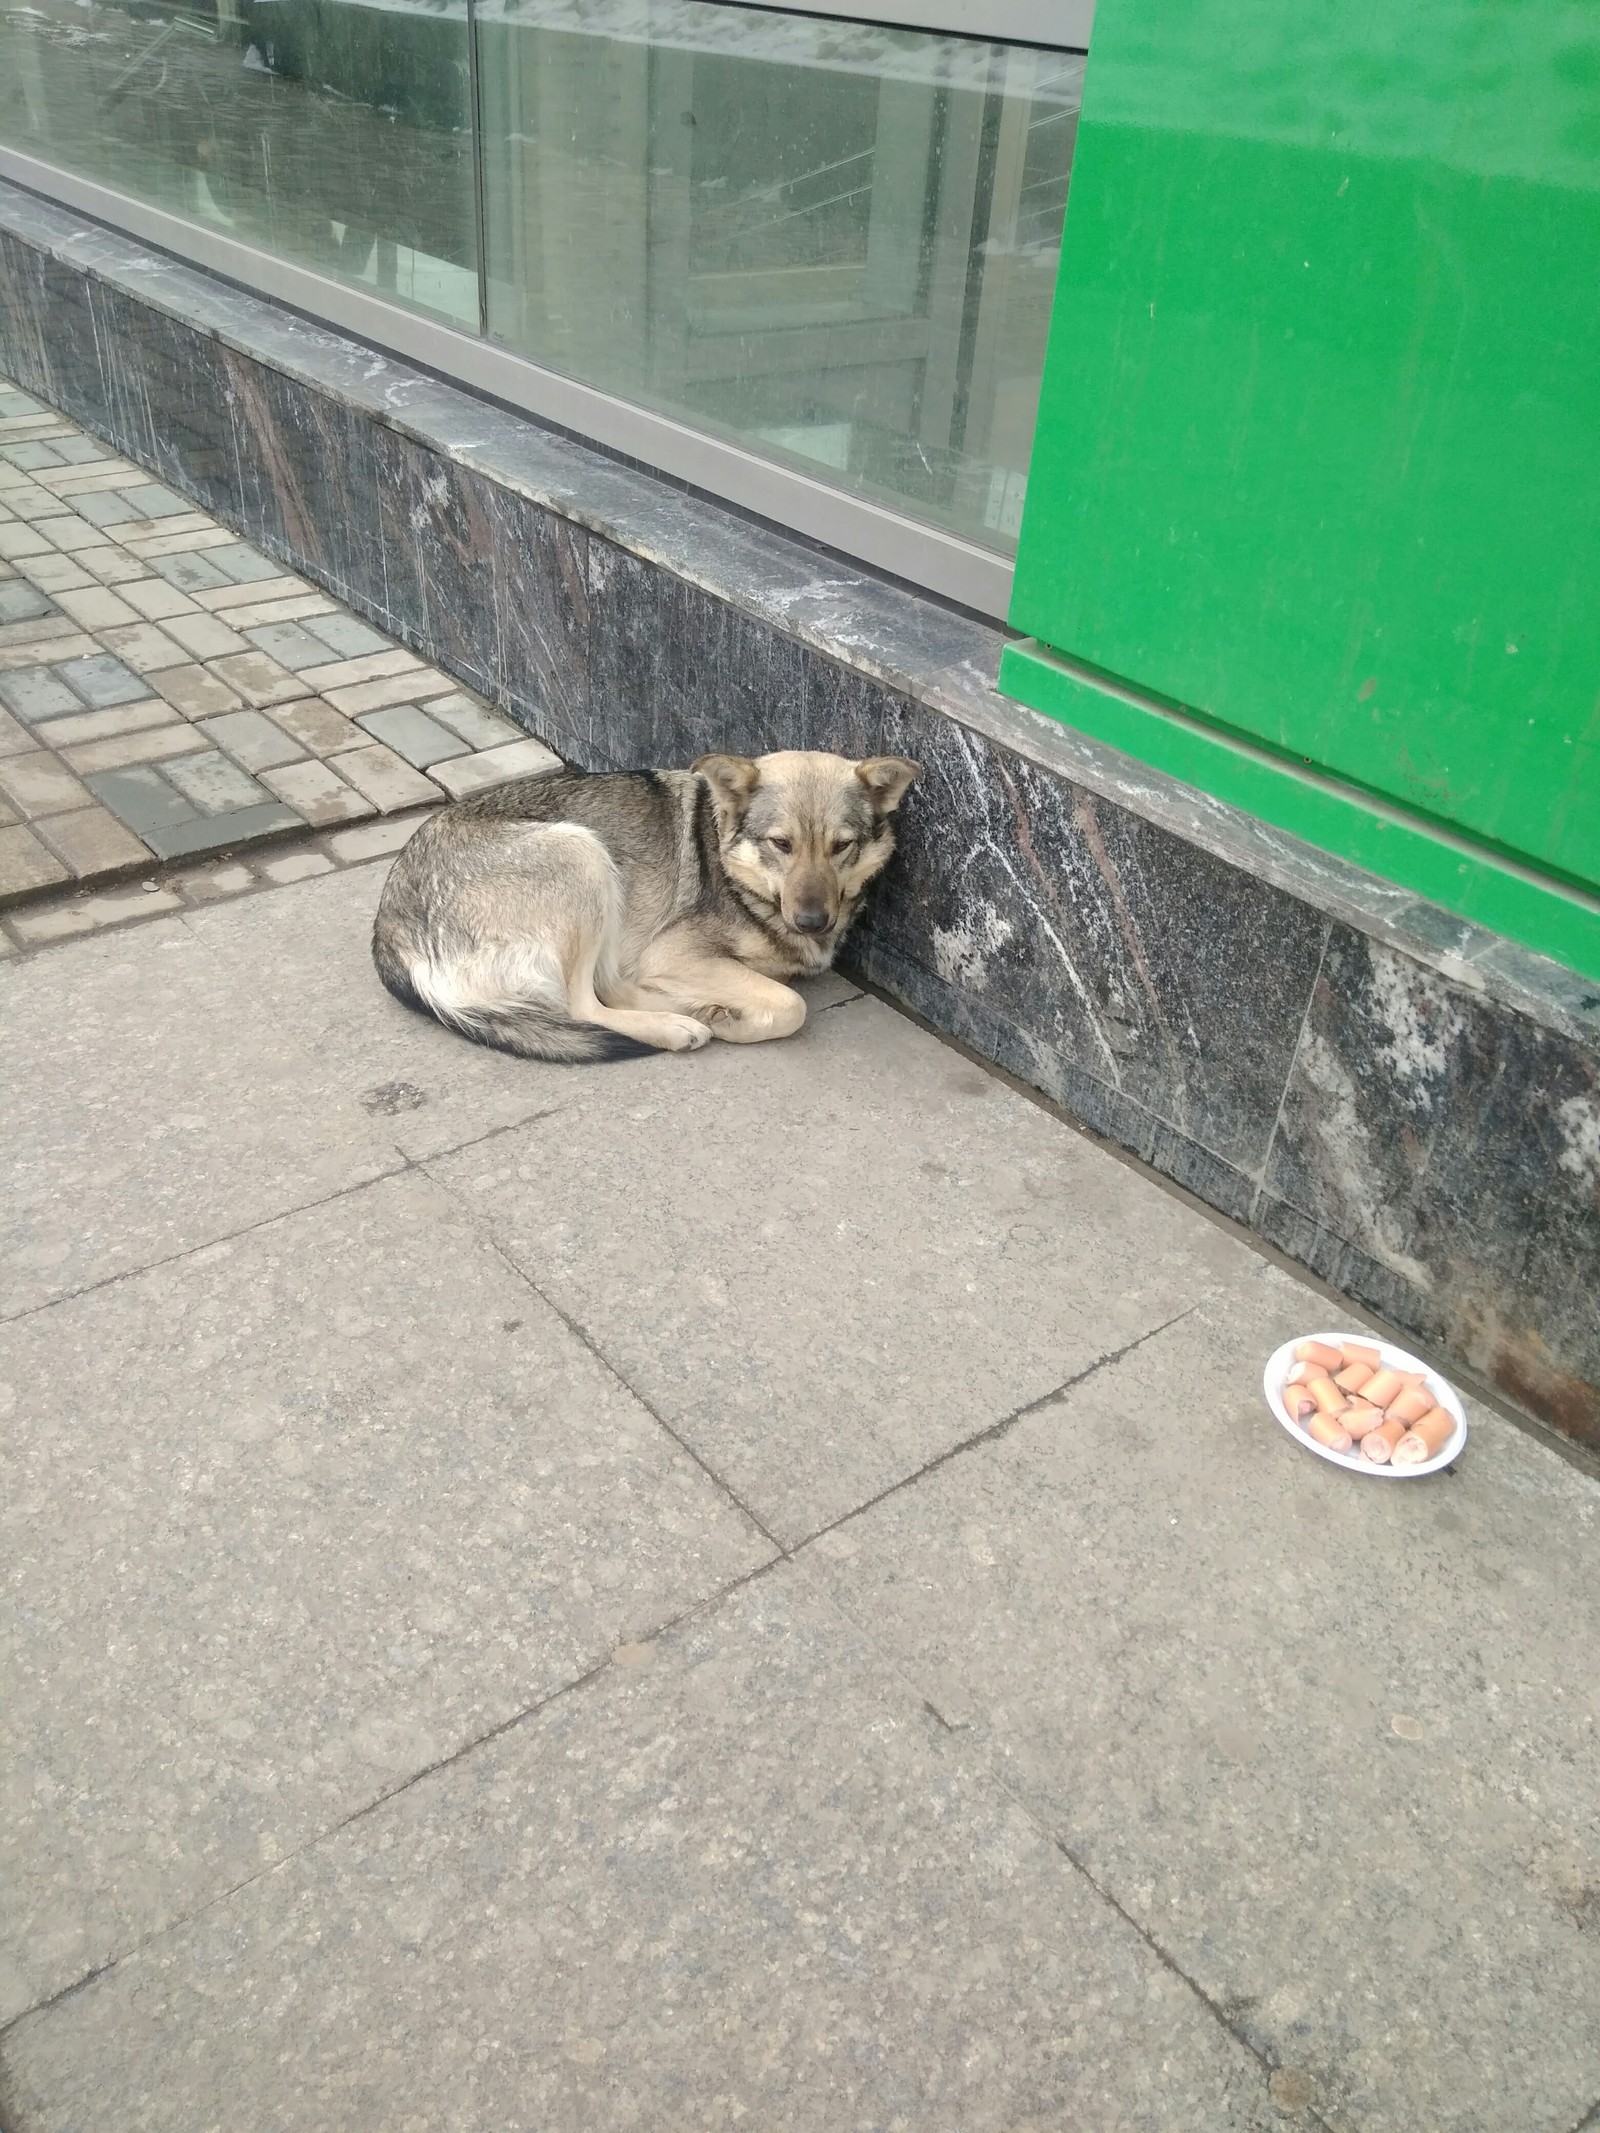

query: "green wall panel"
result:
(1008, 0), (1600, 899)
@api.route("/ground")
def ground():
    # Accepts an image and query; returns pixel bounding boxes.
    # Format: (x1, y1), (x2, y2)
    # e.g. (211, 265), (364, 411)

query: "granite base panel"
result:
(0, 185), (1594, 1452)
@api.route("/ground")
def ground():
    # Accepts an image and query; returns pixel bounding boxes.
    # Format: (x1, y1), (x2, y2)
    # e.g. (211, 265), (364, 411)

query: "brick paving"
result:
(0, 811), (425, 956)
(0, 374), (558, 918)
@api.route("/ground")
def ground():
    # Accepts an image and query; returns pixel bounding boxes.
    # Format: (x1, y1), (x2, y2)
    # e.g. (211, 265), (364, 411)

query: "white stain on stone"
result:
(1366, 948), (1465, 1106)
(931, 904), (1013, 990)
(1297, 1032), (1434, 1291)
(1554, 1092), (1600, 1187)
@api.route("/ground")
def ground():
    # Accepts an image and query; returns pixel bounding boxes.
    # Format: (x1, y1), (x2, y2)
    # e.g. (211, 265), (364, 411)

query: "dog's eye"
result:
(768, 834), (793, 855)
(831, 838), (857, 857)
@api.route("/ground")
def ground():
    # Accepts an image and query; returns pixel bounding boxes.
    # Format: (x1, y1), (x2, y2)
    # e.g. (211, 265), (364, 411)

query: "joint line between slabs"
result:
(784, 1302), (1201, 1557)
(0, 1555), (779, 2046)
(0, 1157), (412, 1328)
(421, 1157), (786, 1556)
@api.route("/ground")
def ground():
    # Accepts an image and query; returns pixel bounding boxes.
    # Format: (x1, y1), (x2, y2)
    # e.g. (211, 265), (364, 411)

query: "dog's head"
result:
(693, 749), (921, 948)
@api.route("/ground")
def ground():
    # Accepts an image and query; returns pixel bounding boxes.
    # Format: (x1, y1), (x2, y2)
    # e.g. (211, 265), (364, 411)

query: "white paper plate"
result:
(1263, 1332), (1467, 1478)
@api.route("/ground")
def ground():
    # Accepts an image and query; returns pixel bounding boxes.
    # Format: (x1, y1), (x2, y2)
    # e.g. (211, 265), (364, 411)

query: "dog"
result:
(371, 749), (921, 1062)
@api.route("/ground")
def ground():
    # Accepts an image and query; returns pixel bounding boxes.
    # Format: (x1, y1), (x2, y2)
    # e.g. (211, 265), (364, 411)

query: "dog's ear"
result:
(855, 756), (921, 815)
(693, 753), (761, 822)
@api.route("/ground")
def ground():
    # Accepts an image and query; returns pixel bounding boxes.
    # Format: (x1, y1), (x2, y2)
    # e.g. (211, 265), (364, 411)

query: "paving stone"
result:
(196, 708), (308, 774)
(162, 750), (273, 816)
(197, 576), (313, 613)
(39, 463), (143, 496)
(0, 704), (35, 758)
(119, 577), (199, 621)
(326, 668), (458, 717)
(258, 756), (374, 826)
(0, 1564), (1281, 2133)
(123, 526), (236, 559)
(0, 578), (55, 623)
(0, 1169), (771, 2021)
(355, 702), (469, 769)
(0, 821), (69, 895)
(0, 792), (15, 823)
(17, 553), (95, 592)
(158, 612), (249, 661)
(265, 696), (363, 756)
(122, 482), (194, 520)
(0, 440), (63, 470)
(95, 622), (190, 674)
(48, 434), (118, 466)
(0, 665), (82, 723)
(144, 801), (302, 860)
(174, 861), (256, 902)
(210, 541), (290, 584)
(150, 664), (243, 718)
(326, 814), (433, 863)
(0, 750), (92, 819)
(0, 612), (84, 653)
(80, 547), (151, 586)
(72, 487), (142, 527)
(429, 738), (564, 798)
(214, 592), (337, 631)
(303, 611), (394, 659)
(259, 850), (335, 885)
(34, 803), (151, 877)
(294, 648), (421, 693)
(120, 513), (215, 546)
(0, 520), (53, 559)
(84, 766), (198, 836)
(9, 884), (184, 942)
(50, 584), (139, 630)
(7, 489), (72, 522)
(150, 550), (229, 591)
(55, 653), (149, 709)
(62, 725), (210, 775)
(205, 650), (306, 707)
(42, 516), (115, 554)
(245, 620), (347, 671)
(33, 699), (182, 750)
(394, 689), (522, 752)
(0, 631), (98, 673)
(331, 742), (441, 812)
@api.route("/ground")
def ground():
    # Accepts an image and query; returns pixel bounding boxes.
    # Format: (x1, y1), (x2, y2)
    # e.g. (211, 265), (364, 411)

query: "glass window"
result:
(477, 1), (1082, 554)
(0, 0), (479, 329)
(0, 0), (1081, 566)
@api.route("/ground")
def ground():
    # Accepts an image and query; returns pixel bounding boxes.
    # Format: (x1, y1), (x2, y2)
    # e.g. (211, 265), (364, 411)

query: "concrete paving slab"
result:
(0, 915), (403, 1314)
(0, 1168), (772, 2022)
(179, 864), (867, 1178)
(179, 864), (632, 1163)
(806, 1276), (1600, 2133)
(434, 993), (1260, 1544)
(0, 1565), (1283, 2133)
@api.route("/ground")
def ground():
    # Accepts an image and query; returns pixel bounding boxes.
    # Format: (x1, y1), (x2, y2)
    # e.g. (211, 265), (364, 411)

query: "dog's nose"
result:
(792, 906), (830, 933)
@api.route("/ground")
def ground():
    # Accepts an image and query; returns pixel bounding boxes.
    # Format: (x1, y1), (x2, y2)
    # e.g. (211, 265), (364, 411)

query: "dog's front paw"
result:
(658, 1014), (713, 1052)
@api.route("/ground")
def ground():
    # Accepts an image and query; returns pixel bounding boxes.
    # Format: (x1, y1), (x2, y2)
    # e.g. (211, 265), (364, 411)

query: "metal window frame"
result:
(710, 0), (1093, 48)
(0, 0), (1092, 619)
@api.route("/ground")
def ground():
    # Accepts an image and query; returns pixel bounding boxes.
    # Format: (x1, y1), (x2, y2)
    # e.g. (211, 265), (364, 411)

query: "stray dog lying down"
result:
(371, 749), (920, 1062)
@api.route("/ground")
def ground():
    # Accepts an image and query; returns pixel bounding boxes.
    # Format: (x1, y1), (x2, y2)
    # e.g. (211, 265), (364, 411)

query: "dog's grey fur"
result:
(371, 749), (920, 1062)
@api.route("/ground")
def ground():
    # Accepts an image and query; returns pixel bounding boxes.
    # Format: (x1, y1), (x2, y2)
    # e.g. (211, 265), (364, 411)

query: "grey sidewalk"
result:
(2, 856), (1597, 2133)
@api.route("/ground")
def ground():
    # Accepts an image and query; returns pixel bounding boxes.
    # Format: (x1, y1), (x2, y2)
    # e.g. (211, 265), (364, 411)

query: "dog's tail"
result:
(373, 932), (652, 1064)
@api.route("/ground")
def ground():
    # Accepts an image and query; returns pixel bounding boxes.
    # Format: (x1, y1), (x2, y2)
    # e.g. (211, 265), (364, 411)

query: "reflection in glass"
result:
(477, 1), (1081, 554)
(0, 0), (479, 327)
